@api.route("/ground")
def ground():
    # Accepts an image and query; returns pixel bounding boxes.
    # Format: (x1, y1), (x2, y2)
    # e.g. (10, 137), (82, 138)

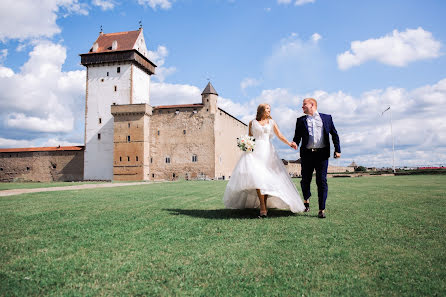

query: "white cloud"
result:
(0, 41), (85, 135)
(147, 45), (176, 82)
(92, 0), (115, 10)
(0, 0), (88, 41)
(218, 96), (255, 124)
(311, 33), (322, 42)
(277, 0), (315, 6)
(137, 0), (172, 10)
(41, 137), (81, 147)
(0, 136), (80, 148)
(240, 78), (260, 91)
(337, 27), (442, 70)
(150, 82), (201, 106)
(147, 45), (168, 65)
(295, 0), (315, 5)
(0, 66), (14, 78)
(0, 137), (35, 148)
(0, 49), (7, 63)
(6, 112), (73, 132)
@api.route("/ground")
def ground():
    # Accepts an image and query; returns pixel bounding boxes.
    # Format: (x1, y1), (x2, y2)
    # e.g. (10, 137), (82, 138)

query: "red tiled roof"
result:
(88, 30), (141, 53)
(0, 146), (84, 153)
(153, 104), (203, 109)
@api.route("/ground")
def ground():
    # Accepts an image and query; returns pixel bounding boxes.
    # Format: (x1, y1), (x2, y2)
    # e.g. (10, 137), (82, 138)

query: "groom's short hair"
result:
(304, 98), (318, 108)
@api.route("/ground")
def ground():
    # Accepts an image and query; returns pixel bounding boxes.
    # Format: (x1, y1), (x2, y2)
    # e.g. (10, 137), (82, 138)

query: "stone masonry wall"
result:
(149, 106), (215, 180)
(0, 150), (84, 182)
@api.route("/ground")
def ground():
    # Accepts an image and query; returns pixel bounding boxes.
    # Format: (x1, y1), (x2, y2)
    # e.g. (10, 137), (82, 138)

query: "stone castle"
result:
(0, 28), (353, 182)
(0, 28), (246, 182)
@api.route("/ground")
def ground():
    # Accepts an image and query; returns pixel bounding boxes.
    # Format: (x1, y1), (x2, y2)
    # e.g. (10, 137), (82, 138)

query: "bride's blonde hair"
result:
(256, 103), (272, 121)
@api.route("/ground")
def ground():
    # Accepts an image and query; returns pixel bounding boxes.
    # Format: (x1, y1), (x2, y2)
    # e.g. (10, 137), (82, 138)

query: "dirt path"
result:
(0, 182), (160, 197)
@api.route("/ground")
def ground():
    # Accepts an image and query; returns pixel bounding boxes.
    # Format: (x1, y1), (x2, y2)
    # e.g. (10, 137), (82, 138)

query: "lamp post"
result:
(382, 106), (396, 173)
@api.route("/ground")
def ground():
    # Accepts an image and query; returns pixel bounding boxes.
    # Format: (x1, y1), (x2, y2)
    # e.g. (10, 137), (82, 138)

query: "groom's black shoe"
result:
(318, 210), (326, 219)
(304, 203), (310, 212)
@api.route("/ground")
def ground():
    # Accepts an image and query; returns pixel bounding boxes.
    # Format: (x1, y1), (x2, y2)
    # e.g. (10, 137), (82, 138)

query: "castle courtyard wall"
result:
(149, 106), (216, 180)
(0, 149), (84, 182)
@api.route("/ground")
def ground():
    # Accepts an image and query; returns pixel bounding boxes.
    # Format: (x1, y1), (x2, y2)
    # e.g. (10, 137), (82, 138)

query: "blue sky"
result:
(1, 0), (445, 168)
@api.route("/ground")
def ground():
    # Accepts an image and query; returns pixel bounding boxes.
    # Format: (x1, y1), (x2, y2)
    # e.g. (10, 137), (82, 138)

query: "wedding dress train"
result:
(223, 119), (305, 213)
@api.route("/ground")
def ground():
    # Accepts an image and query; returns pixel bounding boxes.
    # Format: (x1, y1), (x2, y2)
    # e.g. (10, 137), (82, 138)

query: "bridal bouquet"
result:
(237, 135), (256, 152)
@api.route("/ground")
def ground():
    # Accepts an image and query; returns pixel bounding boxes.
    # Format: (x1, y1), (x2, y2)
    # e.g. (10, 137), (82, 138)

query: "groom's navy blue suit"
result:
(293, 113), (341, 210)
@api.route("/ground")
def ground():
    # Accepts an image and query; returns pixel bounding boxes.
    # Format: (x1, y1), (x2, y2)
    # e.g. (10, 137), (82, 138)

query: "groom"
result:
(291, 98), (341, 218)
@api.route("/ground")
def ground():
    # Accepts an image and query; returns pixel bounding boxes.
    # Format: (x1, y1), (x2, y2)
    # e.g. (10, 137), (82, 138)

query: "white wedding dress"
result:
(223, 119), (305, 213)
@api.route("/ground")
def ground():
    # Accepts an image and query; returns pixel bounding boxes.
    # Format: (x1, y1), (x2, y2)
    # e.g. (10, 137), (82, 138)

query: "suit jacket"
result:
(293, 113), (341, 160)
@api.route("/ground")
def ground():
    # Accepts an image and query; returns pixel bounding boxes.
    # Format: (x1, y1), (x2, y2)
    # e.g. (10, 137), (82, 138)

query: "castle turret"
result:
(80, 28), (156, 180)
(201, 82), (218, 114)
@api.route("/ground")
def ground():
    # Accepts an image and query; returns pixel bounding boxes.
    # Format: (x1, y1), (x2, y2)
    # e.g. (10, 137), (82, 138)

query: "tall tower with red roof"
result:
(80, 28), (157, 180)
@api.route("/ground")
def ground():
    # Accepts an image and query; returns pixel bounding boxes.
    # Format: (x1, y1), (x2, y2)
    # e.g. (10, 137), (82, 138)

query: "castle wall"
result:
(284, 162), (301, 177)
(328, 166), (354, 173)
(149, 106), (215, 180)
(0, 150), (84, 182)
(214, 109), (247, 179)
(84, 63), (132, 181)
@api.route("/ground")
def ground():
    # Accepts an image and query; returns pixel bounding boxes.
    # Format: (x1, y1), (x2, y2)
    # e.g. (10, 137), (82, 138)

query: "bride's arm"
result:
(273, 122), (293, 147)
(249, 121), (253, 137)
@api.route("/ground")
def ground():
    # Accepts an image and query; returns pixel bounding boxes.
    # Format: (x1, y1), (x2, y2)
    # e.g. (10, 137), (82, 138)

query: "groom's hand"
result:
(334, 152), (341, 159)
(290, 142), (298, 150)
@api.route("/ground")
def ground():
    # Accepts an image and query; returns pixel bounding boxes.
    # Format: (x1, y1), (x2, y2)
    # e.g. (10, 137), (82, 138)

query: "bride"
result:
(223, 103), (305, 217)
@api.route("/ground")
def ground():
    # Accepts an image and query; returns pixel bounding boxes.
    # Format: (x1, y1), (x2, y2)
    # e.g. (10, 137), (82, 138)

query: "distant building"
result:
(282, 158), (353, 177)
(282, 159), (302, 177)
(348, 161), (358, 170)
(0, 146), (84, 182)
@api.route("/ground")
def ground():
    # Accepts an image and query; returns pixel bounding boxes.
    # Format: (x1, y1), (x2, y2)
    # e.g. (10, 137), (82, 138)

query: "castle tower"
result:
(111, 104), (152, 181)
(201, 82), (218, 114)
(80, 28), (156, 180)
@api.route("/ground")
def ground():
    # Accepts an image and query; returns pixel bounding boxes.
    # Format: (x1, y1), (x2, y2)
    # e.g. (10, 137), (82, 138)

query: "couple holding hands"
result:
(223, 98), (341, 218)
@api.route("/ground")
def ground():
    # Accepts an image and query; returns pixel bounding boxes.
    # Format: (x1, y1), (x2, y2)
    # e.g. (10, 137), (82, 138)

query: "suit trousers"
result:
(300, 150), (329, 210)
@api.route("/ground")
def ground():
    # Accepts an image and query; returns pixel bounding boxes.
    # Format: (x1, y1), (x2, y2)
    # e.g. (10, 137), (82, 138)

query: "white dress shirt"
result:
(306, 111), (326, 149)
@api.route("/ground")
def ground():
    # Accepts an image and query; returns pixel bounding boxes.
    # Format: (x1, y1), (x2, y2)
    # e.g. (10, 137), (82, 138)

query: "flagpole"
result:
(389, 108), (395, 173)
(382, 106), (396, 173)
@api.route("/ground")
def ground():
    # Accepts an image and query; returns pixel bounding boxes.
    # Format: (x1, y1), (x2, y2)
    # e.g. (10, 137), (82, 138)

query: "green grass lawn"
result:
(1, 176), (445, 296)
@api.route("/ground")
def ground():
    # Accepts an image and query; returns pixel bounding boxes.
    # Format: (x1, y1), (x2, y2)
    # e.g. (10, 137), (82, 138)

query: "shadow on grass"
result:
(163, 208), (301, 220)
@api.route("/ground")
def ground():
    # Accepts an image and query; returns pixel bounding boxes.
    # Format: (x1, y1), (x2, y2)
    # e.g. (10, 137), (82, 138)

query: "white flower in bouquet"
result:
(237, 135), (256, 152)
